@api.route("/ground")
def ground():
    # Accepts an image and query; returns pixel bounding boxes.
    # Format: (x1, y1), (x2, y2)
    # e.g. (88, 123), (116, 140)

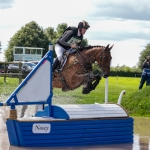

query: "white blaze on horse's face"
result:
(99, 44), (113, 78)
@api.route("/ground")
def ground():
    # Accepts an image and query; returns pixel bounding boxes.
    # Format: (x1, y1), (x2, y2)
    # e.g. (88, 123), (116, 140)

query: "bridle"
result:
(75, 47), (111, 74)
(62, 46), (111, 78)
(98, 50), (111, 73)
(59, 46), (111, 90)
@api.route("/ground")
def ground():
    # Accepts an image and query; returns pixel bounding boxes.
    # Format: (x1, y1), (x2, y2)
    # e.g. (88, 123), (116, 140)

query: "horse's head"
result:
(97, 44), (113, 78)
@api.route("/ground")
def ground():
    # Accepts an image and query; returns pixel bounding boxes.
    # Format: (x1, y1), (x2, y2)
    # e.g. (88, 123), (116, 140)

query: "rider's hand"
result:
(70, 43), (77, 49)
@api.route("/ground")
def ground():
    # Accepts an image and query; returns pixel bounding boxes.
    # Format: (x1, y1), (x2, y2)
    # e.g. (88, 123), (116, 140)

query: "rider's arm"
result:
(142, 60), (148, 69)
(58, 30), (73, 48)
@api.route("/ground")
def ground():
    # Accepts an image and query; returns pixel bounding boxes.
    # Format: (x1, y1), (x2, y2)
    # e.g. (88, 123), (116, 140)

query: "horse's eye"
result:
(104, 57), (107, 60)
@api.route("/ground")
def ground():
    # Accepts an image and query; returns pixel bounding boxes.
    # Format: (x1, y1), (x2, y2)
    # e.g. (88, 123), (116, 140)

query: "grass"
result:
(0, 76), (141, 101)
(1, 76), (150, 116)
(122, 86), (150, 116)
(0, 77), (19, 95)
(53, 76), (141, 104)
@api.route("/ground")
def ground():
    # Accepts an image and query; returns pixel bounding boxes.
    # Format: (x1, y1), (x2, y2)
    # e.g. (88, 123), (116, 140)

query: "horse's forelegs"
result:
(82, 74), (101, 94)
(92, 74), (102, 90)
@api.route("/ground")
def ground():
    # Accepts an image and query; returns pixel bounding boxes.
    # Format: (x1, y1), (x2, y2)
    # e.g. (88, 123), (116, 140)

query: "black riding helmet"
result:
(78, 20), (90, 30)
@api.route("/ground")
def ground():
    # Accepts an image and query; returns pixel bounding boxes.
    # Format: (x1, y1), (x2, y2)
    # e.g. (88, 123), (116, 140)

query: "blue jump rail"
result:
(0, 44), (53, 111)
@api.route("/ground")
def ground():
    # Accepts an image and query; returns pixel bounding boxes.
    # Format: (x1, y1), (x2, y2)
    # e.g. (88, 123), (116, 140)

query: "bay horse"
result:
(20, 44), (113, 118)
(53, 44), (113, 94)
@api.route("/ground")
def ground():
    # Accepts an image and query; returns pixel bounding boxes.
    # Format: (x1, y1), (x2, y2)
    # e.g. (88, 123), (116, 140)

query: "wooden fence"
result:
(0, 62), (23, 84)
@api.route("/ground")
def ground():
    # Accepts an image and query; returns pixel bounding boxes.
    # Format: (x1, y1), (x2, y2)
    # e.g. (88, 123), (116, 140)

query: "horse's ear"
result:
(105, 44), (110, 50)
(109, 44), (114, 51)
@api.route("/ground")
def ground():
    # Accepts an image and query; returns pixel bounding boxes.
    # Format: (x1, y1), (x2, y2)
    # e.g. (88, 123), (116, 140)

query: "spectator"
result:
(139, 56), (150, 89)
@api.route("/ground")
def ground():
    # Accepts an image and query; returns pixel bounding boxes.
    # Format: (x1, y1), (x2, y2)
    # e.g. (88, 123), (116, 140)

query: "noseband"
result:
(66, 47), (111, 74)
(97, 49), (111, 73)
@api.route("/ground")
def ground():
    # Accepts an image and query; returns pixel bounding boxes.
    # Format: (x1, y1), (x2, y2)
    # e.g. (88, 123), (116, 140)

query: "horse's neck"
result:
(83, 48), (103, 62)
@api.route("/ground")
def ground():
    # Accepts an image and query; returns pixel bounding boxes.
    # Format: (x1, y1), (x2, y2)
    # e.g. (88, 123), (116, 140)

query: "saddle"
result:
(53, 48), (77, 91)
(56, 48), (76, 71)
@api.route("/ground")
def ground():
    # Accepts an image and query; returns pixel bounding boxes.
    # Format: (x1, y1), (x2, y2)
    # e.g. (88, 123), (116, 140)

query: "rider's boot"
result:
(52, 57), (60, 73)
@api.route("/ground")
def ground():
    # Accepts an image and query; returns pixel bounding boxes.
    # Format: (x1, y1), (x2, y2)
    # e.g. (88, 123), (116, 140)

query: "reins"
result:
(75, 47), (111, 76)
(98, 50), (111, 72)
(63, 46), (109, 72)
(58, 46), (110, 90)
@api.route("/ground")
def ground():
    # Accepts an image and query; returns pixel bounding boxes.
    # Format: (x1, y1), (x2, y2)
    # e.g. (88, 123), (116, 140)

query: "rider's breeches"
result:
(55, 44), (66, 61)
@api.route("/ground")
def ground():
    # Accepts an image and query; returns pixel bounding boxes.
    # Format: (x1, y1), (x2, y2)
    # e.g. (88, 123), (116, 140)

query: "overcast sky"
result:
(0, 0), (150, 67)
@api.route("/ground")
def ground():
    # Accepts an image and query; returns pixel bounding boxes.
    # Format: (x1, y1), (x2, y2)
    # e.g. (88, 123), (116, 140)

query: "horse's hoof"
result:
(62, 87), (70, 92)
(96, 74), (101, 80)
(82, 88), (90, 94)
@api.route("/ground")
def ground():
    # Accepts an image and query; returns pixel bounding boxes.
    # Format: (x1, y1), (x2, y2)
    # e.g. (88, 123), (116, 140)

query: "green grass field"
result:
(1, 76), (150, 116)
(53, 76), (141, 104)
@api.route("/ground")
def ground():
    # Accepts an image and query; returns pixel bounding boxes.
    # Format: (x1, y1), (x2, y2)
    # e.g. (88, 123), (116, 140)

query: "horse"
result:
(53, 44), (113, 94)
(20, 44), (113, 118)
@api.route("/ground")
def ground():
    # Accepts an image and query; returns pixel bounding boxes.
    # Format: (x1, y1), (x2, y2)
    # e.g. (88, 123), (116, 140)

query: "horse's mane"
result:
(78, 45), (105, 51)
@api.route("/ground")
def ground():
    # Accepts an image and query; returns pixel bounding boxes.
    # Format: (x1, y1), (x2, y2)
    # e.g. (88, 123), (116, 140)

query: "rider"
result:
(52, 20), (90, 72)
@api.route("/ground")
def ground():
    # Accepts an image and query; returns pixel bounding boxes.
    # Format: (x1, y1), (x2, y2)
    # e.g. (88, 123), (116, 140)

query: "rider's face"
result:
(81, 28), (87, 35)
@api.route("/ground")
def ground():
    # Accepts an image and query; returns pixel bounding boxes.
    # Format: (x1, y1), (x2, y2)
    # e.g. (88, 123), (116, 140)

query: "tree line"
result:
(4, 20), (150, 74)
(92, 63), (142, 77)
(4, 21), (88, 61)
(110, 65), (141, 77)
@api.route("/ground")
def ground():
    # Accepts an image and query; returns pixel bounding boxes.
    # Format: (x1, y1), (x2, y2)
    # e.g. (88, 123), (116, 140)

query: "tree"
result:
(44, 23), (68, 58)
(110, 64), (141, 77)
(5, 21), (89, 61)
(54, 23), (88, 46)
(81, 38), (88, 47)
(5, 21), (49, 61)
(56, 23), (68, 40)
(45, 23), (89, 57)
(44, 27), (56, 44)
(138, 43), (150, 69)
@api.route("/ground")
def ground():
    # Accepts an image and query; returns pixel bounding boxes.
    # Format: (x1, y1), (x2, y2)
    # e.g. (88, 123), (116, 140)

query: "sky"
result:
(0, 0), (150, 67)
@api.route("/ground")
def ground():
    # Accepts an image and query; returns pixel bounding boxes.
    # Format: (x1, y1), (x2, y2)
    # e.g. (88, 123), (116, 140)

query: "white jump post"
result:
(36, 44), (53, 113)
(49, 44), (53, 52)
(105, 78), (108, 103)
(117, 90), (126, 105)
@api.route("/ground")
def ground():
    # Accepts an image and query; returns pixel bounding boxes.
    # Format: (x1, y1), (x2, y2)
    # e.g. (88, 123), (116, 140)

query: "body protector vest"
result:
(57, 27), (83, 49)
